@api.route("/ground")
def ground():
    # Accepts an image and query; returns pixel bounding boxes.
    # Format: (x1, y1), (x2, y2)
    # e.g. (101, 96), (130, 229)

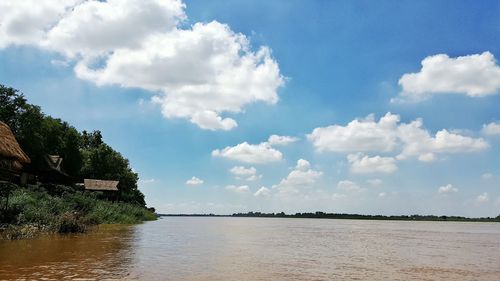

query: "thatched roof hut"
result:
(0, 121), (30, 170)
(46, 155), (63, 172)
(84, 179), (119, 191)
(36, 154), (73, 184)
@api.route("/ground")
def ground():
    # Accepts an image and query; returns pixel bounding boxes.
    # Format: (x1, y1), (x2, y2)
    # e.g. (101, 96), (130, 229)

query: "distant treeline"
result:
(232, 212), (500, 222)
(159, 213), (222, 217)
(160, 212), (500, 222)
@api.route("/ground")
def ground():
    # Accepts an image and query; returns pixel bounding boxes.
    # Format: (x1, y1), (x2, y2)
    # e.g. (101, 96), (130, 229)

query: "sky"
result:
(1, 0), (500, 216)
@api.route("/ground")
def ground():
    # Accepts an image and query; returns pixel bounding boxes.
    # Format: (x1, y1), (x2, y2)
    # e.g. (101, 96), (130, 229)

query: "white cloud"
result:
(272, 159), (322, 194)
(185, 176), (203, 186)
(188, 110), (238, 131)
(476, 192), (489, 203)
(367, 179), (383, 186)
(0, 0), (81, 48)
(295, 159), (311, 170)
(229, 166), (262, 181)
(307, 113), (400, 153)
(77, 20), (284, 131)
(246, 174), (263, 181)
(267, 135), (299, 146)
(437, 184), (458, 194)
(397, 52), (500, 101)
(482, 122), (500, 135)
(481, 173), (493, 180)
(140, 178), (156, 184)
(0, 0), (284, 131)
(225, 185), (250, 194)
(347, 153), (397, 174)
(397, 119), (488, 161)
(378, 192), (386, 198)
(44, 0), (186, 57)
(336, 180), (363, 192)
(229, 166), (256, 176)
(254, 186), (271, 197)
(308, 112), (488, 162)
(212, 142), (283, 164)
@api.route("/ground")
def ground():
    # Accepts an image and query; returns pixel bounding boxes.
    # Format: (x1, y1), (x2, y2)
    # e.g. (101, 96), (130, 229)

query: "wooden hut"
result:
(0, 121), (31, 182)
(83, 179), (119, 200)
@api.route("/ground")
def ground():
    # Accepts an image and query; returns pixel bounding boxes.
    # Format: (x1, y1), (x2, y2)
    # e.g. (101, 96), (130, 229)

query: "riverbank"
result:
(0, 185), (156, 240)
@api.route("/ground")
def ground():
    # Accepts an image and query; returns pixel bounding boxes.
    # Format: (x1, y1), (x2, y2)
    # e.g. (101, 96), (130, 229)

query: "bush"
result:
(57, 212), (87, 233)
(1, 224), (46, 240)
(0, 186), (156, 239)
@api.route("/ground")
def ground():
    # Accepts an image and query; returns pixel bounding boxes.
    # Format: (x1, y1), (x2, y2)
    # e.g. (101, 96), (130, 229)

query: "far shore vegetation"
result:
(0, 84), (156, 239)
(161, 212), (500, 222)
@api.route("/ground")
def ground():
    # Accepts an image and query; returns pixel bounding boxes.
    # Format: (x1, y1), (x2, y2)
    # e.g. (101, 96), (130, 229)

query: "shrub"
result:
(57, 212), (87, 233)
(1, 224), (45, 240)
(1, 186), (156, 239)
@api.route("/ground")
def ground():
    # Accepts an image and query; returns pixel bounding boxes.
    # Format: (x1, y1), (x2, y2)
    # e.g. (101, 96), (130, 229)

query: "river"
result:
(1, 217), (500, 280)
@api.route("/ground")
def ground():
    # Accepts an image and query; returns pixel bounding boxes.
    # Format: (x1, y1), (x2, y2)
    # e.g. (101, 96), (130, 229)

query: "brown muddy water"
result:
(1, 217), (500, 280)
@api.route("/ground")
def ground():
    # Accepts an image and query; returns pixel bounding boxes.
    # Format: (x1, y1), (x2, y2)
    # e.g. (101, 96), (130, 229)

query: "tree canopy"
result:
(0, 84), (146, 206)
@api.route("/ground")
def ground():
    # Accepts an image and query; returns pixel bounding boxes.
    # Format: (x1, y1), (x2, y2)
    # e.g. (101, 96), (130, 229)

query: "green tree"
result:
(81, 142), (145, 205)
(1, 84), (147, 207)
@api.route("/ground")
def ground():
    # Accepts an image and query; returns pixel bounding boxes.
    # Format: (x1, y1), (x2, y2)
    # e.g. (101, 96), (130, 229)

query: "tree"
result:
(0, 84), (147, 206)
(80, 142), (145, 205)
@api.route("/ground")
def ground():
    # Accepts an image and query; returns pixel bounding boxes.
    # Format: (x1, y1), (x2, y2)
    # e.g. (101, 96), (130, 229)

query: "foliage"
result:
(0, 186), (156, 239)
(80, 142), (145, 206)
(0, 84), (146, 206)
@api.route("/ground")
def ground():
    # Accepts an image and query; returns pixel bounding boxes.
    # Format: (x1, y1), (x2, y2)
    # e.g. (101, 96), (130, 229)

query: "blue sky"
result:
(1, 0), (500, 216)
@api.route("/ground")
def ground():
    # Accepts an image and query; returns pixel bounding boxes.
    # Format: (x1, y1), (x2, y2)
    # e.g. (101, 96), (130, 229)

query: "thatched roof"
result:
(45, 155), (64, 172)
(84, 179), (119, 191)
(0, 121), (30, 166)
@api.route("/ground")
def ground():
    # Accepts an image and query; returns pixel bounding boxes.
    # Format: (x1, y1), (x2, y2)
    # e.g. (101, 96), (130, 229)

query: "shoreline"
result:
(1, 186), (156, 240)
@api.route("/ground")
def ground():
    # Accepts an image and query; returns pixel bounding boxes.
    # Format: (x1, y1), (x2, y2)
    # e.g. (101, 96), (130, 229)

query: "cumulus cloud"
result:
(347, 153), (397, 174)
(0, 0), (284, 131)
(185, 176), (203, 186)
(0, 0), (80, 48)
(229, 166), (256, 176)
(482, 122), (500, 135)
(336, 180), (363, 192)
(367, 179), (383, 186)
(44, 0), (186, 56)
(225, 185), (250, 194)
(229, 166), (262, 181)
(308, 112), (488, 162)
(397, 119), (488, 161)
(254, 186), (271, 197)
(437, 184), (458, 194)
(397, 52), (500, 101)
(212, 142), (283, 164)
(267, 135), (299, 146)
(272, 159), (322, 195)
(476, 192), (489, 203)
(308, 113), (400, 153)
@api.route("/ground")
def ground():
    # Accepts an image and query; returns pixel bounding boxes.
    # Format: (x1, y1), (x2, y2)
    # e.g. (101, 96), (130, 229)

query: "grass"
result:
(0, 185), (156, 239)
